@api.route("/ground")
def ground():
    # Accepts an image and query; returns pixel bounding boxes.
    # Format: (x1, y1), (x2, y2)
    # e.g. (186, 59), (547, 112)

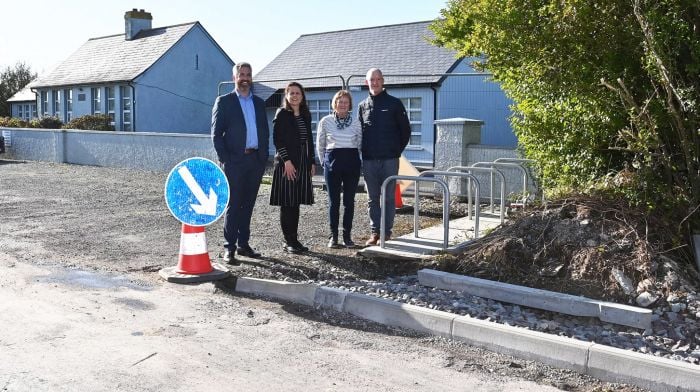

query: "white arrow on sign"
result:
(177, 166), (218, 216)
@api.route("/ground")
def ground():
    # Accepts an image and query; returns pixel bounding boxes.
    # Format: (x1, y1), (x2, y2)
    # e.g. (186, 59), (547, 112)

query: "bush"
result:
(62, 114), (114, 131)
(33, 116), (63, 129)
(0, 116), (31, 128)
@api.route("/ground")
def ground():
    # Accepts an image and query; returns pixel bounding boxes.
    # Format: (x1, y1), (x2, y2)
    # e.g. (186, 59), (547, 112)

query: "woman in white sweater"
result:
(316, 90), (362, 248)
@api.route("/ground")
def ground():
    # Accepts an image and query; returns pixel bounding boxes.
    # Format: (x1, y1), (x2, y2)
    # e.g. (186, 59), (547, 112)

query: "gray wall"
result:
(438, 59), (516, 147)
(1, 127), (217, 172)
(134, 24), (233, 134)
(433, 119), (537, 203)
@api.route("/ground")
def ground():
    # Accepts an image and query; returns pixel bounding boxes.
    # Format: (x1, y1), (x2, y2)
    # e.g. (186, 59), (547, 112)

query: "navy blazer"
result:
(211, 92), (270, 164)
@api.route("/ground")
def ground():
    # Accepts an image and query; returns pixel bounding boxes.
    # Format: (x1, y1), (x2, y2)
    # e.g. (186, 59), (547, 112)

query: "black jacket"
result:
(358, 90), (411, 160)
(272, 108), (314, 167)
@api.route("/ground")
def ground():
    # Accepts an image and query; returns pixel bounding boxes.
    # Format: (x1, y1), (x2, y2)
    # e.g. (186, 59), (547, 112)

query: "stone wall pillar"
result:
(433, 118), (483, 195)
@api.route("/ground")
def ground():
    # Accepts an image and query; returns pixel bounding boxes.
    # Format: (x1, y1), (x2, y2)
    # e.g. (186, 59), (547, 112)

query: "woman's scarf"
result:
(334, 112), (353, 130)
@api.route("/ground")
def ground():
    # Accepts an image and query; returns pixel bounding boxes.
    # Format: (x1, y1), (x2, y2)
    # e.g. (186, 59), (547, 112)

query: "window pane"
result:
(123, 112), (131, 122)
(412, 98), (421, 108)
(401, 98), (409, 107)
(409, 111), (421, 122)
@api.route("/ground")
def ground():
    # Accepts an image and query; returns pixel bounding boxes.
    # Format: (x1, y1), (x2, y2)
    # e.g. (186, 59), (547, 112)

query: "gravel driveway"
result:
(0, 159), (647, 391)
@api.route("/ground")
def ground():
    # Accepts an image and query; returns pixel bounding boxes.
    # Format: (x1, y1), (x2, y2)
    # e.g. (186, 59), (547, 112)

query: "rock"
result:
(612, 268), (635, 295)
(636, 291), (659, 307)
(585, 239), (596, 246)
(671, 303), (682, 313)
(637, 278), (654, 294)
(667, 293), (681, 303)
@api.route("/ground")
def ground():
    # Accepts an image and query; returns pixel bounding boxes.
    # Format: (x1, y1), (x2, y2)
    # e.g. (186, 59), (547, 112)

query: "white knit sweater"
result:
(315, 113), (362, 159)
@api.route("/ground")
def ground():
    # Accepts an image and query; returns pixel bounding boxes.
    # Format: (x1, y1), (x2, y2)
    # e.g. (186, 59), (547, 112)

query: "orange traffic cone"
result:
(176, 224), (213, 274)
(395, 185), (403, 209)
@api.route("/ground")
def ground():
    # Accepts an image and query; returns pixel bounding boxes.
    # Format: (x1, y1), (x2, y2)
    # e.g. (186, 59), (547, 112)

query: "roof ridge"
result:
(299, 20), (434, 38)
(88, 21), (198, 41)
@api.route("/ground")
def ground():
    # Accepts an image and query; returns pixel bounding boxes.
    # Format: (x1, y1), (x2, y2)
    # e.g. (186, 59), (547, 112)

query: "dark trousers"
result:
(222, 154), (265, 250)
(280, 205), (300, 244)
(323, 149), (361, 236)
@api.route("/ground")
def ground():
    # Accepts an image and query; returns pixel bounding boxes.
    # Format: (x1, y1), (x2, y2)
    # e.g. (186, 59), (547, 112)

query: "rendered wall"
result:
(134, 25), (233, 134)
(437, 59), (516, 147)
(1, 128), (217, 172)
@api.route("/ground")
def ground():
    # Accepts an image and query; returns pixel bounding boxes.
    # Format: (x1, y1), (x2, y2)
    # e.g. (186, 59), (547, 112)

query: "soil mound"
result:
(436, 195), (700, 305)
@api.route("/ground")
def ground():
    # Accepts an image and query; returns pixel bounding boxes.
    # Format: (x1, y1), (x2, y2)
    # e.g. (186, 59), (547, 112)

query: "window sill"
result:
(405, 146), (424, 151)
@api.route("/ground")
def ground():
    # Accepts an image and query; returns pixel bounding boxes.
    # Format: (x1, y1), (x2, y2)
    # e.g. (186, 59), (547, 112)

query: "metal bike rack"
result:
(472, 162), (529, 206)
(447, 166), (505, 224)
(494, 158), (544, 202)
(419, 170), (481, 240)
(380, 175), (450, 249)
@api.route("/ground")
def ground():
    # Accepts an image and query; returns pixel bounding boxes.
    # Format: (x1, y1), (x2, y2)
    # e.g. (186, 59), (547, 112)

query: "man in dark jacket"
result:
(358, 68), (411, 246)
(211, 62), (269, 264)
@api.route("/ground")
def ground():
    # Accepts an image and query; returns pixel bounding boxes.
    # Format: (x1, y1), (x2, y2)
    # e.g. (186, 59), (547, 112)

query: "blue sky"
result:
(1, 0), (447, 76)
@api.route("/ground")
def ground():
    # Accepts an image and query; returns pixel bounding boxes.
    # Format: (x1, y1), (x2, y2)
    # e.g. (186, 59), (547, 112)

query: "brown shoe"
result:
(365, 233), (380, 246)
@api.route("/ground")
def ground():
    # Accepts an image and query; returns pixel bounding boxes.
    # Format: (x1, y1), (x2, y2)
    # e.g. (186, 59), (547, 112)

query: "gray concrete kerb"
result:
(232, 276), (700, 392)
(417, 269), (652, 330)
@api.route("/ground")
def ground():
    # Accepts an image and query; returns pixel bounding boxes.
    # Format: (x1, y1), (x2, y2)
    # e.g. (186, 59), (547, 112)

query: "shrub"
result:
(34, 116), (63, 129)
(0, 116), (31, 128)
(63, 114), (114, 131)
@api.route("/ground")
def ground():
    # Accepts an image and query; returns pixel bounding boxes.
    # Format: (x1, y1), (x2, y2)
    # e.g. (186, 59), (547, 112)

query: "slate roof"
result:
(30, 22), (201, 89)
(7, 85), (36, 102)
(253, 21), (461, 100)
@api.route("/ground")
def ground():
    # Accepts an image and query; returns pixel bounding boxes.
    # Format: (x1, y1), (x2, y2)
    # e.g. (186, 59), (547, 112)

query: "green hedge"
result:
(63, 114), (114, 131)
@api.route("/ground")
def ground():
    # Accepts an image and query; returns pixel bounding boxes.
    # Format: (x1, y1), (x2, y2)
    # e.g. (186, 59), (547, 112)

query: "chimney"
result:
(124, 8), (152, 40)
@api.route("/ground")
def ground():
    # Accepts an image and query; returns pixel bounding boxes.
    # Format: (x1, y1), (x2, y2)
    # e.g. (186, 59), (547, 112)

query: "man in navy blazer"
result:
(211, 62), (269, 264)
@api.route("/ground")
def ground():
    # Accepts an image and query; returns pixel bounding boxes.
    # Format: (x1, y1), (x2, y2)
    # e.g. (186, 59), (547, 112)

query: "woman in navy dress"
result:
(269, 82), (315, 253)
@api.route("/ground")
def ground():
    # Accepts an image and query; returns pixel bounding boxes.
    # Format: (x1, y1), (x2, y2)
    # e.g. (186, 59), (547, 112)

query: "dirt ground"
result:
(0, 159), (646, 391)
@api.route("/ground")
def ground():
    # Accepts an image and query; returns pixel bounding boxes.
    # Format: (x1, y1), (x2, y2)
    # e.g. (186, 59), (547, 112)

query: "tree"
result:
(431, 0), (700, 232)
(0, 62), (37, 117)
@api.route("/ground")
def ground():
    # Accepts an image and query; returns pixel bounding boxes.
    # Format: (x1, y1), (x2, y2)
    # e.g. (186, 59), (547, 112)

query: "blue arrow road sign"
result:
(164, 157), (229, 226)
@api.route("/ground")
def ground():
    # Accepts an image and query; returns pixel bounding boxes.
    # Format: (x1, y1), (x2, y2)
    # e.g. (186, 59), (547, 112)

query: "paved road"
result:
(0, 253), (567, 392)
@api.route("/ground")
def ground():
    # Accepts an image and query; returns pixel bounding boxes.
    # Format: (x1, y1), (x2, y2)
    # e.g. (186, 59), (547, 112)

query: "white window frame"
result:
(120, 86), (132, 132)
(53, 90), (61, 120)
(307, 99), (331, 140)
(17, 104), (23, 119)
(106, 86), (115, 126)
(92, 87), (102, 114)
(64, 89), (72, 122)
(41, 91), (49, 116)
(401, 97), (423, 148)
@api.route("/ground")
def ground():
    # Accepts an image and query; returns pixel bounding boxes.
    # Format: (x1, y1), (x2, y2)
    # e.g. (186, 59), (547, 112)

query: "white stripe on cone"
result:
(179, 232), (208, 255)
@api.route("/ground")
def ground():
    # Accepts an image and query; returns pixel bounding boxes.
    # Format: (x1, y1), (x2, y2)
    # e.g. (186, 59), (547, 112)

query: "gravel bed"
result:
(317, 276), (700, 365)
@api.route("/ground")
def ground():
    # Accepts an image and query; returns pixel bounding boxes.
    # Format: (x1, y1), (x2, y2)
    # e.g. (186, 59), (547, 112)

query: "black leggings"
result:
(280, 205), (300, 244)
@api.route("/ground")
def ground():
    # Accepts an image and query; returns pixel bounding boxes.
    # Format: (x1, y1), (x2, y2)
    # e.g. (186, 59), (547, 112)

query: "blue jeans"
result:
(362, 158), (399, 235)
